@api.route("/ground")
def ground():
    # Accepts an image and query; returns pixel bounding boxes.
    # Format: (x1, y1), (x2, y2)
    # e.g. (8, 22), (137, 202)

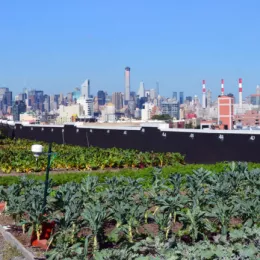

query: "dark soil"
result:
(0, 214), (46, 259)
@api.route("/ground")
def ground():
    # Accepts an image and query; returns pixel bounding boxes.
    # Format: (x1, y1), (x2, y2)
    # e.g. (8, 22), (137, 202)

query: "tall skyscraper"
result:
(81, 79), (90, 98)
(43, 95), (50, 112)
(179, 92), (184, 104)
(172, 92), (177, 101)
(12, 100), (26, 121)
(112, 92), (123, 110)
(124, 67), (130, 104)
(5, 91), (12, 107)
(150, 89), (156, 100)
(137, 81), (145, 98)
(97, 90), (106, 106)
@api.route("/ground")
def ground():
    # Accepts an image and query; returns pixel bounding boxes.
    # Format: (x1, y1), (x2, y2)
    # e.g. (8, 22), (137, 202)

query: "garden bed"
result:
(0, 209), (45, 259)
(0, 162), (259, 259)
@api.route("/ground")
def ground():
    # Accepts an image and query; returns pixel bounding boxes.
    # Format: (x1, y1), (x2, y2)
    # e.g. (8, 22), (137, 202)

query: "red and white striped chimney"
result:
(221, 79), (224, 96)
(202, 80), (206, 109)
(239, 78), (242, 107)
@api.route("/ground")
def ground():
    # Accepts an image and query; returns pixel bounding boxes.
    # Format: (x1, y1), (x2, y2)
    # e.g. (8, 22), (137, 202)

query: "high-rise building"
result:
(124, 67), (130, 104)
(43, 95), (50, 112)
(77, 97), (94, 117)
(67, 93), (73, 104)
(145, 90), (150, 98)
(5, 91), (12, 107)
(81, 79), (90, 98)
(0, 88), (12, 114)
(27, 90), (44, 111)
(179, 92), (184, 105)
(186, 96), (192, 102)
(59, 93), (64, 106)
(161, 99), (180, 119)
(112, 92), (123, 110)
(50, 95), (57, 111)
(150, 89), (156, 100)
(12, 100), (26, 121)
(72, 88), (81, 102)
(137, 97), (148, 109)
(137, 81), (145, 98)
(172, 92), (177, 101)
(218, 95), (234, 130)
(97, 91), (106, 106)
(128, 100), (136, 115)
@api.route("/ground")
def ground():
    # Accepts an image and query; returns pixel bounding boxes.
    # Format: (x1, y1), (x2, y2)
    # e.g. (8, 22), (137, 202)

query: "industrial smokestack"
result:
(202, 80), (206, 109)
(221, 79), (224, 96)
(239, 78), (242, 107)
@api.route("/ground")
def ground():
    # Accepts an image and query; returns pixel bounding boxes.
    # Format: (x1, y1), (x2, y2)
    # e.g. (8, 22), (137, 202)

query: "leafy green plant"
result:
(82, 202), (109, 251)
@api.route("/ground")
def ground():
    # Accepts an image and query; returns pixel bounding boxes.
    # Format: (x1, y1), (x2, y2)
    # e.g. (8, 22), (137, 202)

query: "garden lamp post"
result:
(31, 143), (53, 210)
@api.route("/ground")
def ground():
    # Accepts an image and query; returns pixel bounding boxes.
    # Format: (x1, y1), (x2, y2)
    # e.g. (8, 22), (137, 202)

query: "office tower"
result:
(5, 91), (12, 107)
(124, 67), (130, 104)
(18, 93), (26, 101)
(67, 93), (73, 104)
(43, 95), (50, 112)
(0, 88), (12, 114)
(145, 90), (150, 98)
(179, 92), (184, 104)
(137, 96), (148, 109)
(0, 88), (9, 95)
(12, 100), (26, 121)
(50, 95), (57, 111)
(72, 88), (81, 103)
(128, 100), (136, 115)
(112, 92), (123, 110)
(23, 88), (28, 107)
(76, 96), (94, 117)
(172, 92), (177, 101)
(161, 99), (180, 119)
(97, 90), (106, 106)
(28, 90), (44, 111)
(137, 81), (145, 98)
(130, 91), (136, 101)
(59, 93), (64, 106)
(186, 96), (192, 102)
(150, 89), (156, 100)
(82, 79), (90, 98)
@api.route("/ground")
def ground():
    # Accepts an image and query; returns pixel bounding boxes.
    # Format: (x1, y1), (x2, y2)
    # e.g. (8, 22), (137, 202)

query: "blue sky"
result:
(1, 0), (260, 100)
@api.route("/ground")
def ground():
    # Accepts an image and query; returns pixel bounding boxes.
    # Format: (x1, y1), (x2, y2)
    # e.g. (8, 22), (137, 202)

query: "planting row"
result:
(0, 138), (185, 173)
(0, 162), (259, 259)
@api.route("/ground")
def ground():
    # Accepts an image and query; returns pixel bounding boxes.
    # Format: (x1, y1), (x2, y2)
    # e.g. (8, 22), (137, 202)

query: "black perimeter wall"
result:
(0, 123), (259, 164)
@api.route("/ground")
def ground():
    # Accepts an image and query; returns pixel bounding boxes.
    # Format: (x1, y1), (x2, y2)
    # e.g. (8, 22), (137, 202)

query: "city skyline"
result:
(1, 1), (260, 98)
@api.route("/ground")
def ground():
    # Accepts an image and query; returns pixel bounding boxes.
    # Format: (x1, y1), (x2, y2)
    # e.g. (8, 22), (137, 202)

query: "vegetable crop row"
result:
(0, 138), (185, 173)
(0, 162), (259, 259)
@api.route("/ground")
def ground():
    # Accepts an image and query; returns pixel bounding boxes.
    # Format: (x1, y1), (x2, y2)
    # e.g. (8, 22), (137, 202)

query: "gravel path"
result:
(0, 232), (25, 260)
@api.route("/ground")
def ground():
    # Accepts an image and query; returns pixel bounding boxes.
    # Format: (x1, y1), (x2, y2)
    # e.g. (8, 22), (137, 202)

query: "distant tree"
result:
(151, 114), (172, 121)
(185, 122), (193, 129)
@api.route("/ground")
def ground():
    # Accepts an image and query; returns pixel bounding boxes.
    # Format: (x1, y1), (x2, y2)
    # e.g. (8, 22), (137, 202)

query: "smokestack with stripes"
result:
(202, 80), (206, 109)
(239, 78), (243, 107)
(221, 79), (224, 96)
